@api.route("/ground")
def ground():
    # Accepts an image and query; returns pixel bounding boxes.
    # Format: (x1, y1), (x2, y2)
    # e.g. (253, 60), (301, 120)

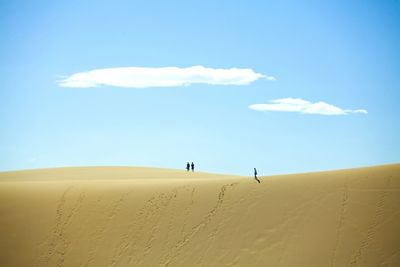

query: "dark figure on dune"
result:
(254, 168), (260, 183)
(186, 162), (190, 172)
(191, 162), (195, 172)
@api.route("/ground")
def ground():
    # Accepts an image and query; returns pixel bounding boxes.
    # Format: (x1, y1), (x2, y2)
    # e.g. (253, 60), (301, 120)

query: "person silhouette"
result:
(186, 162), (190, 172)
(254, 168), (260, 183)
(191, 162), (194, 172)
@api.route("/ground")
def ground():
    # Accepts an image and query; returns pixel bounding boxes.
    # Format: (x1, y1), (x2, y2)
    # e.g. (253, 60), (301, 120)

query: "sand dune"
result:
(0, 164), (399, 267)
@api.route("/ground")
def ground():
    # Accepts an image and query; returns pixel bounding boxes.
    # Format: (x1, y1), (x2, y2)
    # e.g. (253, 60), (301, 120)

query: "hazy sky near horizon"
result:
(1, 0), (399, 175)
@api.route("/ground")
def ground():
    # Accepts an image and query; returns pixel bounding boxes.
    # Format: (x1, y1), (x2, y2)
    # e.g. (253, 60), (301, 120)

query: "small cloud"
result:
(58, 66), (269, 88)
(28, 157), (38, 163)
(265, 76), (276, 81)
(249, 98), (367, 116)
(344, 109), (368, 114)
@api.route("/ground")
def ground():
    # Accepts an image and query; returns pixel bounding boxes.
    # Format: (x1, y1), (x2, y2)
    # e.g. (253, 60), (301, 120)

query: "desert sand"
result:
(0, 164), (399, 267)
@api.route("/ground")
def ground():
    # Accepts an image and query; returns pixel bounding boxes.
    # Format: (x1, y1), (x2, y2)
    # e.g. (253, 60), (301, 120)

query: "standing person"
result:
(191, 162), (195, 172)
(254, 168), (260, 183)
(186, 162), (190, 172)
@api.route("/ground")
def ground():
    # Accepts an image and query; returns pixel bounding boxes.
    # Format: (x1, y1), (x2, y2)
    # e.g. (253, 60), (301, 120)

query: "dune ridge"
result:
(0, 164), (399, 266)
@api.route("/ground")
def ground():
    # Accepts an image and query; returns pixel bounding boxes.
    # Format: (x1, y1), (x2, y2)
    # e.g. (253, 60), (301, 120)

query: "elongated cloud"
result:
(58, 66), (271, 88)
(249, 98), (367, 115)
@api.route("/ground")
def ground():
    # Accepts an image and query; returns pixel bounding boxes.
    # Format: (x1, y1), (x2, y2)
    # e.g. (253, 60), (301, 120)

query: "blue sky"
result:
(0, 0), (399, 175)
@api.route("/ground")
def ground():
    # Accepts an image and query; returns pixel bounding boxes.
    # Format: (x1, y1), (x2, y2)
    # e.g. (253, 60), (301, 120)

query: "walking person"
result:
(186, 162), (190, 172)
(191, 162), (195, 172)
(254, 168), (260, 183)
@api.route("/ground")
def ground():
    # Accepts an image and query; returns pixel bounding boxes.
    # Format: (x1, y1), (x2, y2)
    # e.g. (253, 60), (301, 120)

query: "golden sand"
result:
(0, 164), (399, 266)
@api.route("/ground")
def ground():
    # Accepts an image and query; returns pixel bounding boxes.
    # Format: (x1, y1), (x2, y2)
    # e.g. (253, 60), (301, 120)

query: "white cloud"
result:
(28, 157), (38, 163)
(58, 65), (269, 88)
(249, 98), (367, 116)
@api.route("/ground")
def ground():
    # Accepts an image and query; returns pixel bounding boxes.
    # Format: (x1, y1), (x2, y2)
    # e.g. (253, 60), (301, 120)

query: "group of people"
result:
(186, 162), (195, 172)
(185, 162), (260, 183)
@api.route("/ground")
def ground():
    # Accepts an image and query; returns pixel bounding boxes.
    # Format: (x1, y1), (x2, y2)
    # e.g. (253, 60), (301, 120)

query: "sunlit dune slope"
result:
(0, 164), (399, 267)
(0, 166), (240, 181)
